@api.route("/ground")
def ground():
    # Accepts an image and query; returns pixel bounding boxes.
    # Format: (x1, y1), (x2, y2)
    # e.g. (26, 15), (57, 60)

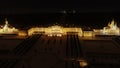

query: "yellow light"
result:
(102, 19), (120, 35)
(79, 61), (88, 67)
(83, 31), (93, 37)
(94, 19), (120, 36)
(28, 25), (83, 36)
(18, 31), (27, 36)
(79, 60), (88, 67)
(57, 34), (62, 37)
(0, 18), (19, 34)
(48, 34), (52, 36)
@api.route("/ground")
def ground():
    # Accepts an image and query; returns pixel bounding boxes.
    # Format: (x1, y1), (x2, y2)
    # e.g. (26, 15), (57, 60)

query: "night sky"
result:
(0, 0), (120, 29)
(0, 0), (120, 13)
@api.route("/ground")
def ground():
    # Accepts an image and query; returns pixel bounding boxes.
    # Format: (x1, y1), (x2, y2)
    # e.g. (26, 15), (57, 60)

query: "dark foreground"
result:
(0, 34), (120, 68)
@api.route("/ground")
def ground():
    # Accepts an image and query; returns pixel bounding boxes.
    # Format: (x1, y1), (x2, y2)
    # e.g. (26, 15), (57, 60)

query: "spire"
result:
(5, 18), (8, 25)
(3, 18), (9, 32)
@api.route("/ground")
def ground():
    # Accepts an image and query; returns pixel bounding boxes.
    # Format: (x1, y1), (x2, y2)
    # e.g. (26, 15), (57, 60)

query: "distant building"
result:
(28, 25), (83, 37)
(28, 19), (120, 37)
(83, 30), (94, 37)
(1, 18), (119, 37)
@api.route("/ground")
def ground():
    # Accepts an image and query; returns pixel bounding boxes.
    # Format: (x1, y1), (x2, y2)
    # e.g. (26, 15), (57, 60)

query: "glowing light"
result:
(46, 25), (63, 37)
(93, 19), (120, 36)
(28, 25), (83, 37)
(79, 61), (88, 67)
(28, 27), (45, 36)
(56, 34), (62, 37)
(18, 31), (27, 36)
(83, 31), (93, 37)
(102, 19), (120, 35)
(0, 19), (19, 34)
(48, 34), (52, 36)
(78, 60), (88, 67)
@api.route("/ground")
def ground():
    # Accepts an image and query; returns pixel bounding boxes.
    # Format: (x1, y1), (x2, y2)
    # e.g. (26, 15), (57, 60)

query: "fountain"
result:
(0, 19), (18, 35)
(102, 19), (120, 35)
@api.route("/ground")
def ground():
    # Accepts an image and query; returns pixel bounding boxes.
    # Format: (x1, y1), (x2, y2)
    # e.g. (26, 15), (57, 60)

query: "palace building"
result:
(28, 25), (83, 36)
(0, 19), (119, 37)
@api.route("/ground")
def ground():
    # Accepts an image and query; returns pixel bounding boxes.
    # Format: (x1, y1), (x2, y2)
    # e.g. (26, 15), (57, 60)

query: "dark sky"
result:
(0, 0), (120, 29)
(0, 0), (120, 14)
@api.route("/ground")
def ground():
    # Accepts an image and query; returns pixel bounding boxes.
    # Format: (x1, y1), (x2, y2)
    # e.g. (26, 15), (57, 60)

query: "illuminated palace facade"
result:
(28, 19), (120, 37)
(28, 25), (83, 36)
(0, 19), (120, 37)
